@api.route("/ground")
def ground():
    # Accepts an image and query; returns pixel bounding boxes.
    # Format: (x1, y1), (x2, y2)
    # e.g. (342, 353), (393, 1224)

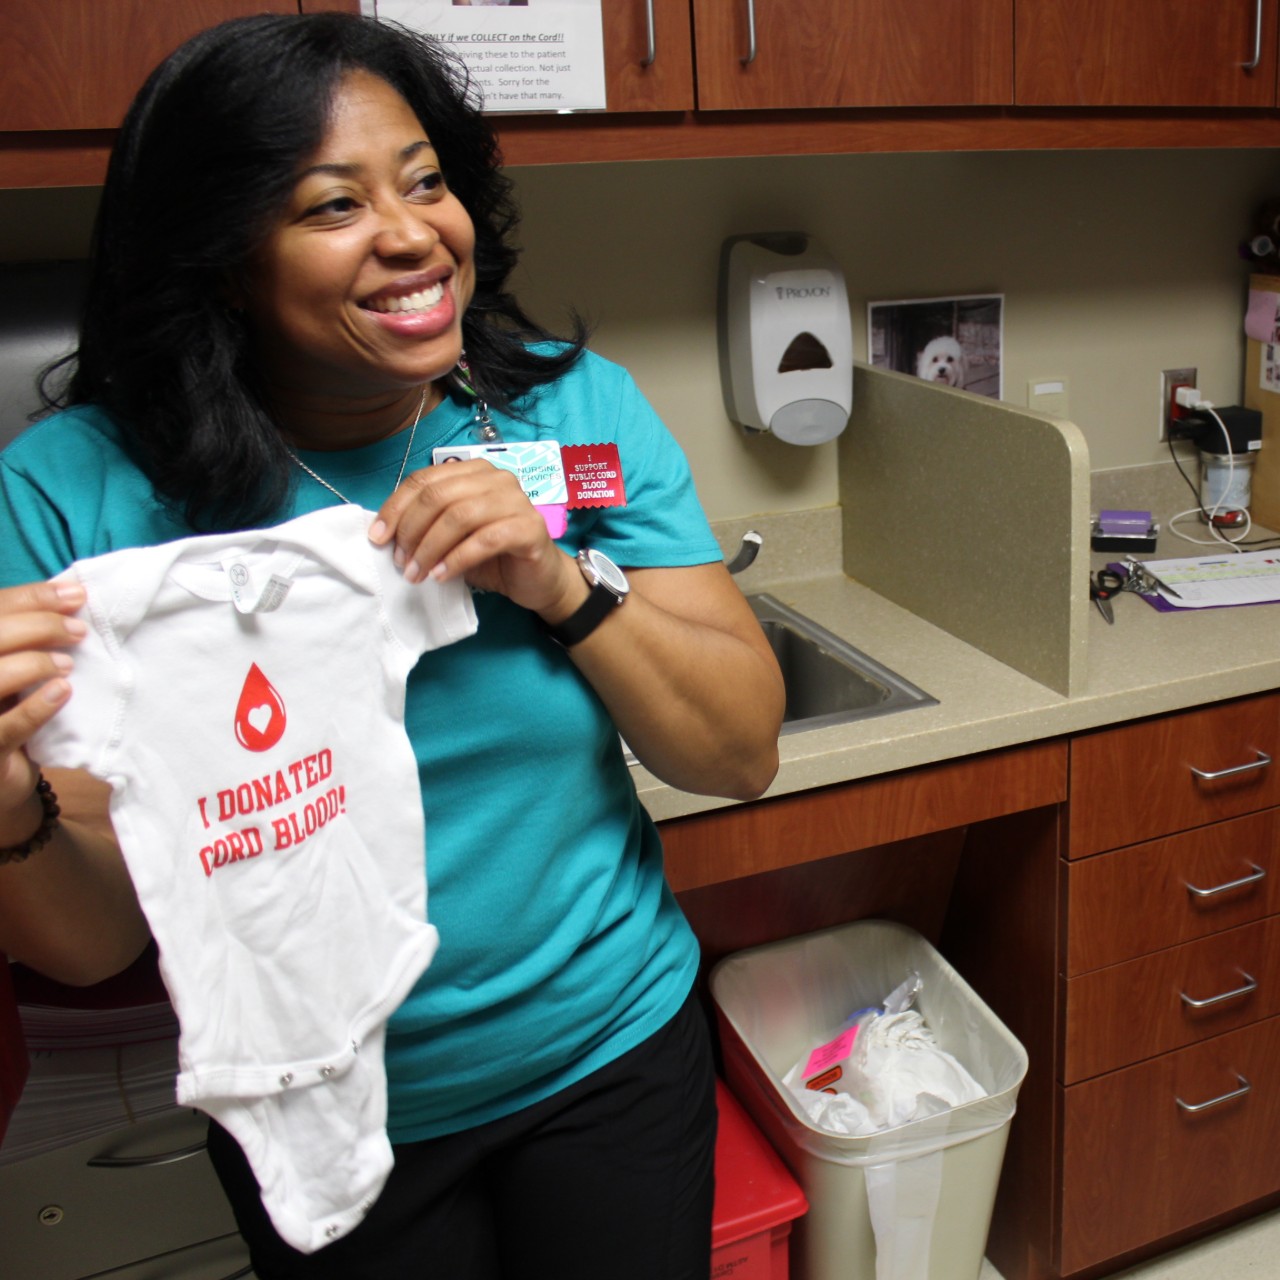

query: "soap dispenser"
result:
(718, 232), (853, 445)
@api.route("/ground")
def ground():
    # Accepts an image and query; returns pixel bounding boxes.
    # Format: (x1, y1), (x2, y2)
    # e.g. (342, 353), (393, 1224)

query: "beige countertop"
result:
(635, 487), (1280, 823)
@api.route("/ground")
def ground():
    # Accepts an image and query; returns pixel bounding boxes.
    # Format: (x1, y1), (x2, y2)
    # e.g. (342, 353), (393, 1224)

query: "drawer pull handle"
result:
(641, 0), (656, 67)
(1189, 750), (1272, 781)
(1176, 1073), (1251, 1113)
(1244, 0), (1263, 69)
(87, 1138), (206, 1169)
(1186, 863), (1267, 898)
(1180, 971), (1258, 1009)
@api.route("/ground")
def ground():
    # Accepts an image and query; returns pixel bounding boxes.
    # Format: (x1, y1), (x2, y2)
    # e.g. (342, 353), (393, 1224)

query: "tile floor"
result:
(979, 1206), (1280, 1279)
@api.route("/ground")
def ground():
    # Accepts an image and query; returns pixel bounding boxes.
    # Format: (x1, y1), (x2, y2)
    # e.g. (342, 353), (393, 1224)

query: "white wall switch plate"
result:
(1028, 377), (1069, 419)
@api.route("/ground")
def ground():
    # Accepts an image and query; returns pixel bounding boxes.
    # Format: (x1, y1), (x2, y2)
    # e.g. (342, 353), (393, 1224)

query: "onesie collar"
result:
(75, 507), (388, 643)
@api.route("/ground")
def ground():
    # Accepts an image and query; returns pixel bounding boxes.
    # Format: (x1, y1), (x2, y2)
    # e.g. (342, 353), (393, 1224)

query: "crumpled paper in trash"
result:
(782, 975), (987, 1135)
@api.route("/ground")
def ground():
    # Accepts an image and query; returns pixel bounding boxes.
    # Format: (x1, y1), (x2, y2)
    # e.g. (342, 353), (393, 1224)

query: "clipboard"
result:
(1115, 551), (1280, 610)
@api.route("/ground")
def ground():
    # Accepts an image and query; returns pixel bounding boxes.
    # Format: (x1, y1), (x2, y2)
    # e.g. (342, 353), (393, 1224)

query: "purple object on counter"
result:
(1097, 509), (1153, 535)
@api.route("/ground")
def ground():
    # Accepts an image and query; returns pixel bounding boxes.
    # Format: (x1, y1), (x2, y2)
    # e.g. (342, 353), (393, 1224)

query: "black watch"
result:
(546, 548), (630, 647)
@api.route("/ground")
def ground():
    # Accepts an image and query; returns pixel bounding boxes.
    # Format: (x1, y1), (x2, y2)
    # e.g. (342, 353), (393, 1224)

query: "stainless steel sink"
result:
(622, 591), (938, 767)
(748, 593), (937, 733)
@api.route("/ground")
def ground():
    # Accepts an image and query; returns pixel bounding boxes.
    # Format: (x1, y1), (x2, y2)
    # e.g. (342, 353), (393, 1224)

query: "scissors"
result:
(1090, 568), (1125, 624)
(1120, 556), (1183, 600)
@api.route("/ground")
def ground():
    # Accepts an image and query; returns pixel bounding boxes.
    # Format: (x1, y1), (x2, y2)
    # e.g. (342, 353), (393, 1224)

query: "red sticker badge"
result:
(234, 663), (287, 752)
(561, 444), (626, 510)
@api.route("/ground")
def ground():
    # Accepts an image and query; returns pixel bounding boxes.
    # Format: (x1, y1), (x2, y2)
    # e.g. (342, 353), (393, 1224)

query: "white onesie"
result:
(29, 505), (477, 1253)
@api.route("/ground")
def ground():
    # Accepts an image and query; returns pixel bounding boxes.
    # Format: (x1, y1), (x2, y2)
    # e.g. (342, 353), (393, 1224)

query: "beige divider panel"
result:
(838, 364), (1091, 697)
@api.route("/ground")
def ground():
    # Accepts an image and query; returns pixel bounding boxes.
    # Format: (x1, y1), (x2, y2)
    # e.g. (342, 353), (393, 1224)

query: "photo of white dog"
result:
(915, 336), (967, 388)
(868, 294), (1001, 399)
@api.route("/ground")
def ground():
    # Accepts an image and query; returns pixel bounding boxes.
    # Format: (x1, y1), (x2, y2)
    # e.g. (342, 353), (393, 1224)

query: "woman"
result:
(0, 13), (783, 1279)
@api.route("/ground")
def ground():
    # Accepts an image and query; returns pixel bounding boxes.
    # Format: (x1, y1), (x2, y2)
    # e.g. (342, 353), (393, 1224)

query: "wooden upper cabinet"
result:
(0, 1), (299, 133)
(689, 0), (1014, 110)
(6, 0), (1280, 182)
(309, 0), (693, 115)
(602, 0), (695, 112)
(1015, 0), (1279, 106)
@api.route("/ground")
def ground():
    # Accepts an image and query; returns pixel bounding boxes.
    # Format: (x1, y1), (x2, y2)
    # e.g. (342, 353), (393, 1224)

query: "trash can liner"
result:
(866, 1145), (943, 1280)
(730, 1054), (1017, 1167)
(711, 920), (1028, 1280)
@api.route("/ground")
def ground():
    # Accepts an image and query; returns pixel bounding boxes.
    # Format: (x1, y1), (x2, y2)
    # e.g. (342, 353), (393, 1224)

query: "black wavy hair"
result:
(42, 12), (586, 531)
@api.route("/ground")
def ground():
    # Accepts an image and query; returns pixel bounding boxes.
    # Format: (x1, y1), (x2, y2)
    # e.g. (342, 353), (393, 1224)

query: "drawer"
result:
(1066, 809), (1280, 974)
(92, 1232), (253, 1279)
(1060, 1016), (1280, 1275)
(0, 1109), (238, 1280)
(1063, 917), (1280, 1083)
(1068, 693), (1280, 858)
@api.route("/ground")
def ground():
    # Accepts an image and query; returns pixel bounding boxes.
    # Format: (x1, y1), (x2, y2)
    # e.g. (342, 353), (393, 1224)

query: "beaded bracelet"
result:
(0, 775), (62, 865)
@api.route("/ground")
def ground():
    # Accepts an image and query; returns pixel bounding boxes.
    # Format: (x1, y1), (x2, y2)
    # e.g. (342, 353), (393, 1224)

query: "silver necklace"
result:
(286, 386), (427, 506)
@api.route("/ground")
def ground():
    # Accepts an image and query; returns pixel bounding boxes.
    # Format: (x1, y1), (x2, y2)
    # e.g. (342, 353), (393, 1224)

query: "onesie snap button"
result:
(325, 1224), (340, 1239)
(319, 1065), (335, 1079)
(279, 1072), (293, 1087)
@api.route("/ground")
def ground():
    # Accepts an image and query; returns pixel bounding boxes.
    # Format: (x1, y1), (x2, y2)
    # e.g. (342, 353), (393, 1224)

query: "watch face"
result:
(583, 548), (629, 596)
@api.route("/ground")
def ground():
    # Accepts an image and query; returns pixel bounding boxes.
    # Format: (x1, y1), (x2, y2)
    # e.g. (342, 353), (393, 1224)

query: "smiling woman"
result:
(0, 13), (784, 1280)
(47, 13), (587, 531)
(243, 74), (476, 425)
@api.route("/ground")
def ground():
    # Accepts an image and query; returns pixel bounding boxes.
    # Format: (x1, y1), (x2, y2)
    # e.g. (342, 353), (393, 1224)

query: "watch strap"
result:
(546, 580), (623, 647)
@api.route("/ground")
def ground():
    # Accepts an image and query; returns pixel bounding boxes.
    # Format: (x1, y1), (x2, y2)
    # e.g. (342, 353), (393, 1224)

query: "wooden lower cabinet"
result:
(947, 690), (1280, 1280)
(1064, 809), (1280, 975)
(1066, 691), (1280, 859)
(1060, 1018), (1280, 1274)
(1062, 917), (1280, 1083)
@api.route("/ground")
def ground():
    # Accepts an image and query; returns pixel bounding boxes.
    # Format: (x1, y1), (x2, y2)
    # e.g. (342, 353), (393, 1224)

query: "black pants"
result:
(207, 989), (718, 1280)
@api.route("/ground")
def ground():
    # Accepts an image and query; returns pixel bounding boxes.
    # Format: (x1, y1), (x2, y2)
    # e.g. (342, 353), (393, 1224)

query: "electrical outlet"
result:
(1159, 367), (1197, 441)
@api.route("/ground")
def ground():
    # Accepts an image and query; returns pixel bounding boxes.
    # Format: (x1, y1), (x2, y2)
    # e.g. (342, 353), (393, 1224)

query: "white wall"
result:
(4, 147), (1277, 521)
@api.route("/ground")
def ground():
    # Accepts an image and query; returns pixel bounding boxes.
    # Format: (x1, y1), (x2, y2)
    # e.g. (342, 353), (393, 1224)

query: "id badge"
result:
(434, 440), (570, 535)
(432, 440), (627, 538)
(433, 441), (568, 505)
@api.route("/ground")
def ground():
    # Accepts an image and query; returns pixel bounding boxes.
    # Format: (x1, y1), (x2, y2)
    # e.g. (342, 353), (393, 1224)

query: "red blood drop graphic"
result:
(234, 664), (286, 752)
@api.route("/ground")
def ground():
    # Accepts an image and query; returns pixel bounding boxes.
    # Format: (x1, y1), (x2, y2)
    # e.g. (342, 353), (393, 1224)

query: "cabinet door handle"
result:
(1180, 970), (1258, 1009)
(1176, 1072), (1251, 1113)
(1186, 862), (1267, 898)
(741, 0), (757, 66)
(1189, 749), (1272, 781)
(86, 1139), (207, 1169)
(1244, 0), (1263, 68)
(641, 0), (656, 67)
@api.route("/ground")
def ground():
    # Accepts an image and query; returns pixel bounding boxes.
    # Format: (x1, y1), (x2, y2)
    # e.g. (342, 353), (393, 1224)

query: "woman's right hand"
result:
(0, 579), (85, 841)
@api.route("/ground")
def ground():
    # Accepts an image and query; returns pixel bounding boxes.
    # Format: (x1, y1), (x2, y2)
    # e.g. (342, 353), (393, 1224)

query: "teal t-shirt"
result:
(0, 350), (723, 1140)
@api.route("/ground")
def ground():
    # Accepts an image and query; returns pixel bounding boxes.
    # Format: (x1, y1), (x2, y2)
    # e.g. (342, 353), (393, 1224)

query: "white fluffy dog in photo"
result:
(915, 336), (967, 388)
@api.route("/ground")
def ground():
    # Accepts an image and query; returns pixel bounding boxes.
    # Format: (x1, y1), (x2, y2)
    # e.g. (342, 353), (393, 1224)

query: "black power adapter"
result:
(1171, 404), (1262, 453)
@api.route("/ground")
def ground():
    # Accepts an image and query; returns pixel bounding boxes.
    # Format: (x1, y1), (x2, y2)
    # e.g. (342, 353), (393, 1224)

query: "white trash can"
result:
(710, 919), (1028, 1280)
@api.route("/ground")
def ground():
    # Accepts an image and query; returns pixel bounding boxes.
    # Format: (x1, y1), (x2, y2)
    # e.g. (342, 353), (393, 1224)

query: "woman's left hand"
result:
(369, 459), (581, 617)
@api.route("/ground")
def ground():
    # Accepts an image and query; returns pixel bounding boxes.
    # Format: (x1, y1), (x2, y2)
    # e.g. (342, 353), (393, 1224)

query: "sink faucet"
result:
(726, 530), (762, 575)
